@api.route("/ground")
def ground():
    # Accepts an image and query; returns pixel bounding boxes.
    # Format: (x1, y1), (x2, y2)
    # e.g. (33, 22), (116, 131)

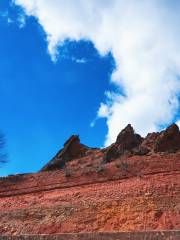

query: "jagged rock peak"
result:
(116, 124), (135, 142)
(103, 124), (143, 163)
(116, 124), (143, 148)
(63, 134), (80, 147)
(116, 123), (180, 153)
(103, 123), (180, 163)
(41, 135), (89, 171)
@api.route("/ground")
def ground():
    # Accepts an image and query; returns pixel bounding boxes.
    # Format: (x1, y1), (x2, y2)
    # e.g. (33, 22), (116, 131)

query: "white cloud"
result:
(17, 13), (26, 28)
(14, 0), (180, 145)
(71, 57), (87, 64)
(176, 120), (180, 128)
(90, 121), (95, 128)
(0, 11), (14, 25)
(98, 103), (110, 118)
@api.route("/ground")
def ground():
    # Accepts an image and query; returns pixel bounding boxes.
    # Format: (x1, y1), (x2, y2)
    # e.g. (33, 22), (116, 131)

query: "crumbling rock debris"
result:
(138, 132), (159, 153)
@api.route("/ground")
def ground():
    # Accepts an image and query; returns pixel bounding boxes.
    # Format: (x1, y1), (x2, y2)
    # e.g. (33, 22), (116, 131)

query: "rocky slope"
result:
(0, 124), (179, 235)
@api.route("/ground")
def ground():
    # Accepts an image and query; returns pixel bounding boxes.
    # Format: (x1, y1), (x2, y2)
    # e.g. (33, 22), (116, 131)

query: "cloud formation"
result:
(14, 0), (180, 145)
(177, 120), (180, 128)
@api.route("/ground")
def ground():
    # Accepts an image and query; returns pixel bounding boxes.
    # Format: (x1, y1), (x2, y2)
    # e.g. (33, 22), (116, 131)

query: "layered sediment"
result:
(0, 124), (179, 235)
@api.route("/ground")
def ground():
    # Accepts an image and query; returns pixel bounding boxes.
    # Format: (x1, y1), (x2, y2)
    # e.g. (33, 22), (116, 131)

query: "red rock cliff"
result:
(0, 124), (179, 235)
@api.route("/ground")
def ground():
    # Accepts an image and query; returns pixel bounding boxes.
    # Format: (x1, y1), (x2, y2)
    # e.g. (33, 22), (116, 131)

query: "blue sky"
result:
(0, 1), (115, 175)
(1, 0), (180, 176)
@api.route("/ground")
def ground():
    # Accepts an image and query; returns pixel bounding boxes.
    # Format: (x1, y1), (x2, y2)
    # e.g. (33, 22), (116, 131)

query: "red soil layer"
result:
(0, 151), (179, 235)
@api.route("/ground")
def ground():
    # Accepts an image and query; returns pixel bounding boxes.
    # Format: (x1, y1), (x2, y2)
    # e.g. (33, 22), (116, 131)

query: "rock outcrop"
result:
(154, 124), (180, 152)
(103, 123), (180, 163)
(0, 124), (179, 235)
(41, 135), (89, 171)
(103, 124), (143, 162)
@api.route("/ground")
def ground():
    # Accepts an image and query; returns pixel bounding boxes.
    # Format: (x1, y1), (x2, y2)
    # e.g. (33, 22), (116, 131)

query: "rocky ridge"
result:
(41, 123), (180, 168)
(0, 124), (179, 235)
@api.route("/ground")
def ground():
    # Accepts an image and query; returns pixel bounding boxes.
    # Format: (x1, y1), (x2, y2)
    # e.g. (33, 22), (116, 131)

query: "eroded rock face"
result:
(104, 124), (143, 162)
(116, 124), (143, 147)
(140, 132), (159, 152)
(154, 124), (180, 152)
(103, 123), (180, 162)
